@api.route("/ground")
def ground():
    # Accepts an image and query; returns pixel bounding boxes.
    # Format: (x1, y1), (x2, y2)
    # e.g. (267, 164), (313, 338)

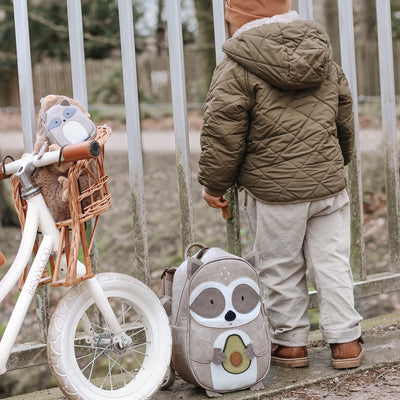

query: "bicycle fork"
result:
(82, 276), (133, 348)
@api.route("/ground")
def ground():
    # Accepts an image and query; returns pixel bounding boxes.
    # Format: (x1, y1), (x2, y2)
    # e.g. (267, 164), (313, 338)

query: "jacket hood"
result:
(222, 16), (333, 90)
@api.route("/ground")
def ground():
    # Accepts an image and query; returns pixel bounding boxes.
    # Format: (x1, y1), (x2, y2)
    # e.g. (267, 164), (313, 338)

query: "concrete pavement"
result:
(4, 312), (400, 400)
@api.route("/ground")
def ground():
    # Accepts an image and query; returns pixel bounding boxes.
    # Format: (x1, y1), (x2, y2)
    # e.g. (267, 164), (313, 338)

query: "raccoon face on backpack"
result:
(189, 256), (262, 329)
(164, 244), (271, 397)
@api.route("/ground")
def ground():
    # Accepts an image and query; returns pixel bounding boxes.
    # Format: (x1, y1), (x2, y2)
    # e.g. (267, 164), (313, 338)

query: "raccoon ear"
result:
(187, 257), (203, 278)
(244, 250), (259, 269)
(60, 99), (70, 106)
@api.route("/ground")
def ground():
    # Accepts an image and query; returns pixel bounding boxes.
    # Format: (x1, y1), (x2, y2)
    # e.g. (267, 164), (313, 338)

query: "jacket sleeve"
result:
(335, 64), (355, 166)
(198, 58), (253, 196)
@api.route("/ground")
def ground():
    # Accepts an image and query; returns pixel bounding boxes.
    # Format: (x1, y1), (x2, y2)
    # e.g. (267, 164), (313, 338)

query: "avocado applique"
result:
(222, 334), (251, 374)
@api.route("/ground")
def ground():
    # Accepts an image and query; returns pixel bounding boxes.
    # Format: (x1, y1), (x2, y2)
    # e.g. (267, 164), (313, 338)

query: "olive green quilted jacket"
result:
(198, 19), (354, 204)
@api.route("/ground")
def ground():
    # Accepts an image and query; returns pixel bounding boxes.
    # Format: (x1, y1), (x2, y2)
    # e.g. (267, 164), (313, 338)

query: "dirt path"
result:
(272, 364), (400, 399)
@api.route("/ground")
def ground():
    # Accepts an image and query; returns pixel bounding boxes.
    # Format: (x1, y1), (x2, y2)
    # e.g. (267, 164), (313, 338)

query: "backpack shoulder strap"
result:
(159, 267), (176, 316)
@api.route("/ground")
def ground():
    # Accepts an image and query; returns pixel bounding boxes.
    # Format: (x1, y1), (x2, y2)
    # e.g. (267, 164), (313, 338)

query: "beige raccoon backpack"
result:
(159, 243), (271, 397)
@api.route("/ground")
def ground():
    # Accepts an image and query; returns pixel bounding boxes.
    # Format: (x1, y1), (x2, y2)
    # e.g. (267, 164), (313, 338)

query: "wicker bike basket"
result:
(12, 125), (112, 288)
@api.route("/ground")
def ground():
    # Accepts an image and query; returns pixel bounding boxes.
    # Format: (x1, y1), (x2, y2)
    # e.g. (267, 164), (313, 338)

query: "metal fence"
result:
(4, 0), (400, 372)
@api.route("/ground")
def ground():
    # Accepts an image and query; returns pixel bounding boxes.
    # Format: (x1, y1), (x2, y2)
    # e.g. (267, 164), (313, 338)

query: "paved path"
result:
(0, 128), (384, 155)
(0, 130), (201, 154)
(3, 312), (400, 400)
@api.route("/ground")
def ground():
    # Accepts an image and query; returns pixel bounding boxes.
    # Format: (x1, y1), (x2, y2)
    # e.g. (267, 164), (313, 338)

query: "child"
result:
(198, 0), (364, 369)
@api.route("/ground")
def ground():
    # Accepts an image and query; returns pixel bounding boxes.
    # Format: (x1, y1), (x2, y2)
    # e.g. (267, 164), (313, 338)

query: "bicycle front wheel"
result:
(47, 272), (171, 400)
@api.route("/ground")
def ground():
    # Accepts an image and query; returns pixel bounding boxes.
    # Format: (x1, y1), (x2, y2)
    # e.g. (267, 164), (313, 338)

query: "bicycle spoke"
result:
(130, 342), (149, 351)
(79, 317), (108, 333)
(129, 326), (146, 338)
(88, 347), (98, 383)
(79, 346), (110, 374)
(100, 355), (113, 390)
(106, 353), (136, 379)
(74, 344), (110, 352)
(117, 300), (133, 324)
(125, 314), (143, 331)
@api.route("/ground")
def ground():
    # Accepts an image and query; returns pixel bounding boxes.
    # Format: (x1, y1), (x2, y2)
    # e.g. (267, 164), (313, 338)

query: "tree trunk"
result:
(156, 0), (166, 56)
(193, 0), (216, 97)
(324, 1), (340, 64)
(358, 0), (376, 42)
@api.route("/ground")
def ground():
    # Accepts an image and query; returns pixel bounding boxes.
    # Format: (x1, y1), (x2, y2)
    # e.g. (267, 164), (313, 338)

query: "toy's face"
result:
(40, 100), (95, 147)
(189, 277), (261, 328)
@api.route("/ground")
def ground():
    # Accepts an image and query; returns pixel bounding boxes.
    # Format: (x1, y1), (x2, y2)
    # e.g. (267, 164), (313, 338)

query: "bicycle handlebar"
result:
(0, 140), (101, 180)
(62, 141), (101, 162)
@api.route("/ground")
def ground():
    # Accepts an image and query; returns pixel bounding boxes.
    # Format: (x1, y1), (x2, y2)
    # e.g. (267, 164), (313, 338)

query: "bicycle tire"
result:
(47, 272), (171, 400)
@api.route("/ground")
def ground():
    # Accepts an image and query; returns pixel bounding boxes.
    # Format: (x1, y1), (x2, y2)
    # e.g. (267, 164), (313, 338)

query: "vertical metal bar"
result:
(298, 0), (313, 20)
(165, 0), (195, 254)
(13, 0), (49, 341)
(211, 0), (241, 256)
(66, 0), (100, 277)
(376, 0), (400, 273)
(118, 0), (150, 284)
(66, 0), (88, 109)
(337, 0), (366, 280)
(212, 0), (227, 64)
(13, 0), (35, 152)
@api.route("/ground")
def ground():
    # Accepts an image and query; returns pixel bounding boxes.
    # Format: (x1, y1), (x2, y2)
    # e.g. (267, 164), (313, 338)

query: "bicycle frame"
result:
(0, 150), (131, 375)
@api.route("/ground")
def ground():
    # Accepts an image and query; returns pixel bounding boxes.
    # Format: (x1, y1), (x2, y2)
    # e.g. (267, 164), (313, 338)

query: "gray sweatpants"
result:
(245, 190), (362, 346)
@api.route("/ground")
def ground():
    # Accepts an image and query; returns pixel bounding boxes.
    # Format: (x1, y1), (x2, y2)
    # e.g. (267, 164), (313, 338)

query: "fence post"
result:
(66, 0), (101, 278)
(298, 0), (313, 20)
(66, 0), (88, 109)
(212, 0), (242, 256)
(337, 0), (366, 281)
(118, 0), (150, 284)
(13, 0), (36, 152)
(165, 0), (195, 254)
(13, 0), (50, 341)
(376, 0), (400, 273)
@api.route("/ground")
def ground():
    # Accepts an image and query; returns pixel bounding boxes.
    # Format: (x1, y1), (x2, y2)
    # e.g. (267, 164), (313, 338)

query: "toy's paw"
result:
(212, 348), (225, 364)
(206, 389), (222, 398)
(250, 381), (264, 391)
(245, 343), (256, 359)
(58, 176), (69, 202)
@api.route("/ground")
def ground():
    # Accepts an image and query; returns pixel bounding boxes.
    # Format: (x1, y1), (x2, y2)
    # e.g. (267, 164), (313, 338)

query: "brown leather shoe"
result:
(271, 344), (309, 368)
(330, 337), (364, 369)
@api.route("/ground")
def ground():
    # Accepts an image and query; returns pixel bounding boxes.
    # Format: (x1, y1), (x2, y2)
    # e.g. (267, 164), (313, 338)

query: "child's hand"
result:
(202, 188), (227, 209)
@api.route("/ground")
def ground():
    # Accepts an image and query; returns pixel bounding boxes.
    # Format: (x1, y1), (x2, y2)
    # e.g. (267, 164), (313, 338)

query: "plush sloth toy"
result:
(32, 94), (96, 222)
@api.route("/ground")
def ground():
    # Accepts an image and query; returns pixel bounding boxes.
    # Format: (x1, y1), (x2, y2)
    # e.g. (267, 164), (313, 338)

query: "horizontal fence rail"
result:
(2, 0), (400, 373)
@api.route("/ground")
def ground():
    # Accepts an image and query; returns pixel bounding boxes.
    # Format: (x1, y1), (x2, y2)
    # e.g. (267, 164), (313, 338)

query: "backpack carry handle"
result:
(184, 242), (209, 259)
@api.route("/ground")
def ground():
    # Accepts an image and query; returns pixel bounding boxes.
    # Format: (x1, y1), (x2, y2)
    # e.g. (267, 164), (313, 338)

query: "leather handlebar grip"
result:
(62, 141), (101, 162)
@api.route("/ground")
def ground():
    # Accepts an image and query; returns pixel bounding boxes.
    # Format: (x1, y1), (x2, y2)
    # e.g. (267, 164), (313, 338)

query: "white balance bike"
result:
(0, 139), (171, 400)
